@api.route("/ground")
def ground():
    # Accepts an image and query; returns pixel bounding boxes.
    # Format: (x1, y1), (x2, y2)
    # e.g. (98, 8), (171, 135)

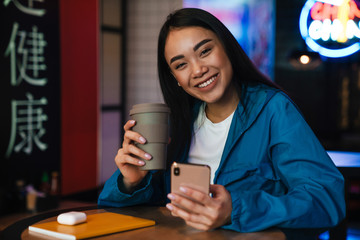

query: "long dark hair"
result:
(157, 8), (278, 166)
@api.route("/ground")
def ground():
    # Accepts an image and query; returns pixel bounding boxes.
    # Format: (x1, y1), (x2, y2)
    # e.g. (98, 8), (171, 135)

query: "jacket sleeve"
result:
(222, 93), (346, 232)
(97, 169), (155, 207)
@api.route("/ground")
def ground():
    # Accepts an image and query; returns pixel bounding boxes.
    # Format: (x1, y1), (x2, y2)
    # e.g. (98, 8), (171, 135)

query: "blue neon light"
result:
(299, 0), (360, 58)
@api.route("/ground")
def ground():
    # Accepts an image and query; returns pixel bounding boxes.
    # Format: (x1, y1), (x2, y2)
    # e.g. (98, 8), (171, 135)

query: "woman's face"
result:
(164, 26), (234, 106)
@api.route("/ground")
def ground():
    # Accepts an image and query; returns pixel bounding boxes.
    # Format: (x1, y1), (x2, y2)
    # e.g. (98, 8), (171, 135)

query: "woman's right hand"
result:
(115, 120), (152, 192)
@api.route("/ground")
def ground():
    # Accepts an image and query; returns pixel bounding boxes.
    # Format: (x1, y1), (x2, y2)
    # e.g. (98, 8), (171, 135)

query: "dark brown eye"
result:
(200, 48), (211, 56)
(175, 63), (186, 70)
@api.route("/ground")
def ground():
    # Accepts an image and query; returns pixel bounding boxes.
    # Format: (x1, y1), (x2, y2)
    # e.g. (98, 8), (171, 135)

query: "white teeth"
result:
(198, 75), (217, 88)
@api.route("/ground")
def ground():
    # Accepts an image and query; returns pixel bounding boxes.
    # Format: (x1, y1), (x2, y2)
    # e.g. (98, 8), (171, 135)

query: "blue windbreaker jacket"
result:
(98, 84), (345, 233)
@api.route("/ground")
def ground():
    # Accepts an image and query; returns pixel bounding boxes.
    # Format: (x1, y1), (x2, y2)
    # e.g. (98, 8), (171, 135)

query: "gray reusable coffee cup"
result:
(129, 103), (170, 170)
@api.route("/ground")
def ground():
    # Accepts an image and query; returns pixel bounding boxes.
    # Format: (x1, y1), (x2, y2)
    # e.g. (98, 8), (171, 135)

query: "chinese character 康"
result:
(6, 93), (48, 158)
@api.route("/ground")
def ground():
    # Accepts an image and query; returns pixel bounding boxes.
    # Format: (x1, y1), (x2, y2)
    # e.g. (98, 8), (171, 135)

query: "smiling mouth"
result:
(197, 74), (218, 88)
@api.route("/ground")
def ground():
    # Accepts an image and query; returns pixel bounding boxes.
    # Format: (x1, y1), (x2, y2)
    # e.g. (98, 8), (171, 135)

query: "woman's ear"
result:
(170, 71), (181, 87)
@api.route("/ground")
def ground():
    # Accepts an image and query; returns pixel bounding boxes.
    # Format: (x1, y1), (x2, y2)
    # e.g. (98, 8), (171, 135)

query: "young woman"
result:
(98, 8), (345, 237)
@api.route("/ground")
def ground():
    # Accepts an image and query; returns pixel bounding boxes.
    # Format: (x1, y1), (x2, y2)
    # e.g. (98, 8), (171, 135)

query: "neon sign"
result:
(299, 0), (360, 58)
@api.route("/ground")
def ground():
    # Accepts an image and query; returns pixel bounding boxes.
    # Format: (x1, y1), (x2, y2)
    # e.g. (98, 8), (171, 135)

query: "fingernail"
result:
(167, 194), (175, 200)
(139, 136), (146, 143)
(166, 204), (173, 210)
(180, 187), (187, 193)
(138, 160), (145, 166)
(145, 153), (152, 160)
(130, 120), (135, 124)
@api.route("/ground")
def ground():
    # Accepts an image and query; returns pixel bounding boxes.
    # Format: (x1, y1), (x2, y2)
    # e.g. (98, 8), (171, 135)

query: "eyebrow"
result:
(169, 38), (213, 64)
(193, 39), (212, 52)
(170, 55), (185, 64)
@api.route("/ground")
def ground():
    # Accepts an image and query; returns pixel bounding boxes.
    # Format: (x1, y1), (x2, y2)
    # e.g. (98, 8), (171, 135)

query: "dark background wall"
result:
(275, 0), (360, 152)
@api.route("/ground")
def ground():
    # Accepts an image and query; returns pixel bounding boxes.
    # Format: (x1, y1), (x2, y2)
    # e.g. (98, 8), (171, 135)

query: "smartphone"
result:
(171, 162), (210, 198)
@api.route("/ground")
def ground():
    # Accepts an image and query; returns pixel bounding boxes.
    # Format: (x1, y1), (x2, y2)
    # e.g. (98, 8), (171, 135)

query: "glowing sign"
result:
(299, 0), (360, 58)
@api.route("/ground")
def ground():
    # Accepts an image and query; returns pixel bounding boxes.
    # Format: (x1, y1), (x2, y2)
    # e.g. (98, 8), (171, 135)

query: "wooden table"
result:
(0, 200), (96, 232)
(2, 205), (286, 240)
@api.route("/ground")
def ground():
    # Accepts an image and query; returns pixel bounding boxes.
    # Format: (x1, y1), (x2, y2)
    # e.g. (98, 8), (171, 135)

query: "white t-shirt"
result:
(188, 104), (234, 184)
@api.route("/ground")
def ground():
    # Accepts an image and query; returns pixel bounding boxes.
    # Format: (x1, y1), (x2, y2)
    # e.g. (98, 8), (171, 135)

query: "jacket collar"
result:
(176, 84), (279, 181)
(214, 84), (278, 183)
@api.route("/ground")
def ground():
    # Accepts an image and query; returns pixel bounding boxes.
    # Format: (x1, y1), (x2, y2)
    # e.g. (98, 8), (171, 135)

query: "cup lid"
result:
(130, 103), (170, 115)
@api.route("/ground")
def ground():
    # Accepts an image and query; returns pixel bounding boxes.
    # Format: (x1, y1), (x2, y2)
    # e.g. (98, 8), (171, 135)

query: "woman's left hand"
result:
(166, 184), (232, 231)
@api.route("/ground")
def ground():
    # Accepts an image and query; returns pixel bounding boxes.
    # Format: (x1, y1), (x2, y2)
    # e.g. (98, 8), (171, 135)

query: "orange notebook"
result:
(28, 212), (156, 239)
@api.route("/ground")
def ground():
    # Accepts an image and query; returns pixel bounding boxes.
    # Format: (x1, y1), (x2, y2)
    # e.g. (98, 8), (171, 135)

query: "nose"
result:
(191, 61), (208, 78)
